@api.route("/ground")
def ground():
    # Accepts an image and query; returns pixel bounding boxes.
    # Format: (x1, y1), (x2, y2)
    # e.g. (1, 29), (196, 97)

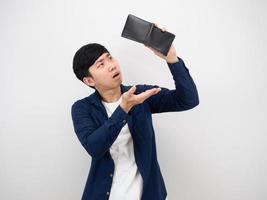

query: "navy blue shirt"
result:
(71, 57), (199, 200)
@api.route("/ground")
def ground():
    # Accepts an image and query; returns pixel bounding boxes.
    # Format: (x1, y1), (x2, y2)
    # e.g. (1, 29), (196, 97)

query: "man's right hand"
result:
(120, 85), (161, 113)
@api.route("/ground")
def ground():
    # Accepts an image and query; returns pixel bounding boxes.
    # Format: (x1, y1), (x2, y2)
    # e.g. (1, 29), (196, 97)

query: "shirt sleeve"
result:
(71, 100), (129, 160)
(142, 56), (199, 114)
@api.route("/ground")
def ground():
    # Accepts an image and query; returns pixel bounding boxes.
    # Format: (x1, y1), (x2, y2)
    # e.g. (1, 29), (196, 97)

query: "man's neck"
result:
(98, 86), (122, 103)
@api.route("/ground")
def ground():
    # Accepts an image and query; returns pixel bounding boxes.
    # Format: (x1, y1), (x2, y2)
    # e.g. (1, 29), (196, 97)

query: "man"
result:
(71, 26), (199, 200)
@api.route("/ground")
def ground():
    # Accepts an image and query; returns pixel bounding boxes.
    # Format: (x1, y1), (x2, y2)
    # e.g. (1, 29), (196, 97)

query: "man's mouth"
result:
(113, 72), (120, 79)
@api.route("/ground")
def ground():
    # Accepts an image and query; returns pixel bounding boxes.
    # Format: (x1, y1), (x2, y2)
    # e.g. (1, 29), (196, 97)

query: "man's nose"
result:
(108, 63), (116, 72)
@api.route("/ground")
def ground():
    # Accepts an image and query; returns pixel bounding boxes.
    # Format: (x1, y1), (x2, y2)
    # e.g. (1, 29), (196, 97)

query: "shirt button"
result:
(110, 173), (113, 177)
(123, 119), (126, 123)
(106, 191), (110, 195)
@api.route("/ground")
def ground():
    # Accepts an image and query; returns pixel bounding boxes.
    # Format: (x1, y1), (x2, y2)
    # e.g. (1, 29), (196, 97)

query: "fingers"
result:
(136, 87), (161, 102)
(154, 23), (167, 32)
(128, 85), (137, 94)
(144, 87), (162, 98)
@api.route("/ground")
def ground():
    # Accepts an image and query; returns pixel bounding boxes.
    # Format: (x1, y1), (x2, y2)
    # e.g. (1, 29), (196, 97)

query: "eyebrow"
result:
(95, 53), (110, 65)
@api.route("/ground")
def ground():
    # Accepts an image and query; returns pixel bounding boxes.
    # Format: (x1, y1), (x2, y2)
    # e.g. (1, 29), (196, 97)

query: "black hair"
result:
(72, 43), (109, 89)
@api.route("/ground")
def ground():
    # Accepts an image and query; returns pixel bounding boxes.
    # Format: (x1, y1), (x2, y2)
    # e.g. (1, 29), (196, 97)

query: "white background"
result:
(1, 0), (267, 199)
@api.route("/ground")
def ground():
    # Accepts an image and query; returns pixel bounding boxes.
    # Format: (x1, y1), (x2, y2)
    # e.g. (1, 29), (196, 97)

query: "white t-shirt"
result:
(101, 96), (143, 200)
(101, 96), (168, 200)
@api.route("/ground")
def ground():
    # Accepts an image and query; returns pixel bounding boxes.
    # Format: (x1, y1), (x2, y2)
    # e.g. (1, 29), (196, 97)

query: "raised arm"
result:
(142, 57), (199, 114)
(143, 24), (199, 113)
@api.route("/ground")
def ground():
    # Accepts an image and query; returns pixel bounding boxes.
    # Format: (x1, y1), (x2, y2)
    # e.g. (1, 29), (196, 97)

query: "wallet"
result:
(121, 14), (175, 56)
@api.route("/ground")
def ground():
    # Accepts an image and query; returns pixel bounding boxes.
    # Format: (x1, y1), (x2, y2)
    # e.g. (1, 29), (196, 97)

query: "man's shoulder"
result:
(71, 93), (95, 110)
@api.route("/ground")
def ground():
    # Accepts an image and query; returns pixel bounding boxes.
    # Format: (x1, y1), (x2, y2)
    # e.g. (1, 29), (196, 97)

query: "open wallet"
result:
(121, 14), (175, 56)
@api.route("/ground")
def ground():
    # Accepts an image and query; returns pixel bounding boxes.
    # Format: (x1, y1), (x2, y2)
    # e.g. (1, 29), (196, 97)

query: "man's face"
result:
(83, 52), (122, 90)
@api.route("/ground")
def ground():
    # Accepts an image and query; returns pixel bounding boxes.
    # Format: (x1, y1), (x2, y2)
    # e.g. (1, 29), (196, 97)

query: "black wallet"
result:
(121, 14), (175, 56)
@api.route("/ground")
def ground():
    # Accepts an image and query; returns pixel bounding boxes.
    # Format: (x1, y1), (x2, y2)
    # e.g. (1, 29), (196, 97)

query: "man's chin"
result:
(113, 76), (122, 83)
(108, 78), (122, 86)
(115, 79), (122, 86)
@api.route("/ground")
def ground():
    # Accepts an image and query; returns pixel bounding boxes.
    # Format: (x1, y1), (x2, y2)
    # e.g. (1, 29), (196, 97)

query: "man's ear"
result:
(83, 76), (95, 87)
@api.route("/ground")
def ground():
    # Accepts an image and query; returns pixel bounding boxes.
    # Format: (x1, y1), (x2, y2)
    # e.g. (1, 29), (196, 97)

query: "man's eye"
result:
(97, 64), (102, 68)
(109, 56), (113, 59)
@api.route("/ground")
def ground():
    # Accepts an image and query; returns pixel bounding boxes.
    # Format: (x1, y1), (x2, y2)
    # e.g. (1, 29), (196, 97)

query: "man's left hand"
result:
(144, 23), (179, 64)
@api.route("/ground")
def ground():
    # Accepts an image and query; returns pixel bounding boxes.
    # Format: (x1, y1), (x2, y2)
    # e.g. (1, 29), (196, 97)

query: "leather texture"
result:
(121, 14), (175, 56)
